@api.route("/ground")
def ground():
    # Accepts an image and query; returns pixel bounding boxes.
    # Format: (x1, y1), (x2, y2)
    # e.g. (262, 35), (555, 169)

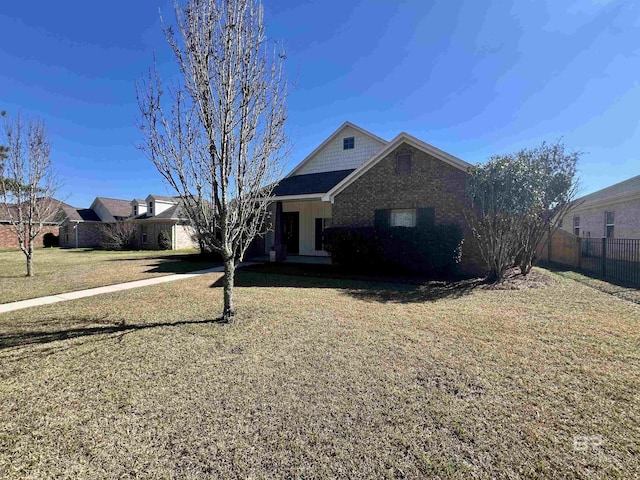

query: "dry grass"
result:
(548, 266), (640, 305)
(0, 248), (212, 304)
(0, 267), (638, 478)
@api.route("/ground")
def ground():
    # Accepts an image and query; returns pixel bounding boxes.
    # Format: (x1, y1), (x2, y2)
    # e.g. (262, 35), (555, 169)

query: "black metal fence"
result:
(580, 238), (640, 286)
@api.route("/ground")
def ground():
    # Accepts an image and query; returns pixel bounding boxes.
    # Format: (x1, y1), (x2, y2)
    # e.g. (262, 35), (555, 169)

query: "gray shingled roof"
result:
(2, 199), (67, 224)
(153, 204), (186, 220)
(577, 174), (640, 205)
(95, 197), (133, 218)
(272, 169), (355, 197)
(149, 194), (179, 203)
(60, 204), (101, 222)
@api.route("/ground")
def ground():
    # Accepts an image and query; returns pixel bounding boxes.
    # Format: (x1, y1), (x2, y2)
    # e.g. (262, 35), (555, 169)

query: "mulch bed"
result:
(483, 267), (556, 290)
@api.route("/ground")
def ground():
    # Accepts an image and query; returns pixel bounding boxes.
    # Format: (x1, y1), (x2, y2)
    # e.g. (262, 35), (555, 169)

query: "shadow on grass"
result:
(0, 317), (226, 350)
(213, 266), (485, 304)
(105, 253), (223, 275)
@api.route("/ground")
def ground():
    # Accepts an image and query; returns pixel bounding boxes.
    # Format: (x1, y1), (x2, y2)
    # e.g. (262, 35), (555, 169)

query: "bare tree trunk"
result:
(519, 259), (532, 276)
(222, 255), (235, 322)
(26, 241), (34, 277)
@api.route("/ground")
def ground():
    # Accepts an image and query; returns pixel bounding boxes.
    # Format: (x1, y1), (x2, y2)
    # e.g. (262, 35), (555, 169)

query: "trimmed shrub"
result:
(158, 230), (172, 250)
(322, 227), (383, 272)
(323, 224), (463, 276)
(43, 232), (59, 248)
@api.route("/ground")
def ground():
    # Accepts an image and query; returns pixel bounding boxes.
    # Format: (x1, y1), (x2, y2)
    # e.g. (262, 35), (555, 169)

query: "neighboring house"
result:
(129, 195), (196, 250)
(560, 175), (640, 239)
(58, 204), (104, 248)
(58, 195), (196, 250)
(0, 200), (61, 250)
(263, 121), (483, 273)
(58, 197), (132, 248)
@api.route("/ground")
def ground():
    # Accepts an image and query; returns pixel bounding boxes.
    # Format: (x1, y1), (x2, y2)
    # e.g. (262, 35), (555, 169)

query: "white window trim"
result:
(390, 209), (417, 228)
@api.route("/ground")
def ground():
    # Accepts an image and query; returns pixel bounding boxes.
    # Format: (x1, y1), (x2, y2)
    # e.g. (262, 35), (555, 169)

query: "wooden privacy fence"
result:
(540, 230), (640, 286)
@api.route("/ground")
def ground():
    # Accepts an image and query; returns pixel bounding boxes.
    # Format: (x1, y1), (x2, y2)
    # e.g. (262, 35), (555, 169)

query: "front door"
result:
(282, 212), (299, 255)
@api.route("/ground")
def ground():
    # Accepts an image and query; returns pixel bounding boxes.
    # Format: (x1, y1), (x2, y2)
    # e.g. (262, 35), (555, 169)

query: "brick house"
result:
(560, 175), (640, 239)
(0, 201), (61, 250)
(58, 195), (197, 250)
(263, 121), (483, 273)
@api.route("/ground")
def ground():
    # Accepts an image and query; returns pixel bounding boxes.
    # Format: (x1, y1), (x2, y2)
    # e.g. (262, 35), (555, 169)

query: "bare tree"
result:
(137, 0), (288, 321)
(99, 221), (137, 250)
(1, 112), (60, 276)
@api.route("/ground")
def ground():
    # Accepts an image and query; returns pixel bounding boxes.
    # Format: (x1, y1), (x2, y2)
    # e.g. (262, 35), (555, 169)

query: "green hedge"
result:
(323, 224), (463, 276)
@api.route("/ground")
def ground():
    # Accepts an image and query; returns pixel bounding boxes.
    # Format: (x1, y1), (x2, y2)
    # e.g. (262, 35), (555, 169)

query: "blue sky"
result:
(1, 0), (638, 207)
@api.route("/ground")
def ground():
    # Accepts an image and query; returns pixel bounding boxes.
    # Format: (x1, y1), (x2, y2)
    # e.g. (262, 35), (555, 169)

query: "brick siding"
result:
(332, 143), (484, 273)
(0, 224), (60, 250)
(560, 196), (640, 239)
(59, 222), (104, 248)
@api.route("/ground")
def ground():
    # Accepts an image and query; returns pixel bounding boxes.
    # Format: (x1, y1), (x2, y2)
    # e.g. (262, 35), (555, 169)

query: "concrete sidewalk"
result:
(0, 266), (226, 315)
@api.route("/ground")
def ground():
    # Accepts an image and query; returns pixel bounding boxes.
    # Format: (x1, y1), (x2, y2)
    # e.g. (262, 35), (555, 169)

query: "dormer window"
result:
(396, 153), (412, 175)
(343, 137), (355, 150)
(148, 202), (154, 215)
(133, 205), (138, 216)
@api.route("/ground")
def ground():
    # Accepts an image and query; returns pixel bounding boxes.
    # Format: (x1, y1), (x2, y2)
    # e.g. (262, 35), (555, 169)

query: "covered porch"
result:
(264, 198), (333, 259)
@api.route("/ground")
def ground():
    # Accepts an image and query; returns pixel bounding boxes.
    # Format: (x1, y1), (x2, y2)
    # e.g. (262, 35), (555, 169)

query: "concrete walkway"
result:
(0, 266), (227, 315)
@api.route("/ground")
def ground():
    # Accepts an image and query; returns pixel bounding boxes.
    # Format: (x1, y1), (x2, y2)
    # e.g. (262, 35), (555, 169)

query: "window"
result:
(315, 218), (332, 251)
(148, 202), (153, 215)
(605, 211), (614, 238)
(133, 205), (138, 216)
(396, 153), (412, 175)
(343, 137), (354, 150)
(390, 209), (417, 228)
(374, 207), (433, 229)
(141, 227), (148, 245)
(573, 216), (580, 236)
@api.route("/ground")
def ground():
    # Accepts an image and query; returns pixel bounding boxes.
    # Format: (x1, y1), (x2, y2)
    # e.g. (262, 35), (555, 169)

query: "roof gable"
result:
(323, 133), (471, 202)
(91, 197), (132, 220)
(59, 204), (101, 222)
(288, 121), (387, 177)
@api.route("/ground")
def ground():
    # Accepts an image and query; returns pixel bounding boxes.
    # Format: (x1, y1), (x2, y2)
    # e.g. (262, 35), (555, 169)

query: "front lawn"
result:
(0, 268), (638, 478)
(0, 248), (214, 304)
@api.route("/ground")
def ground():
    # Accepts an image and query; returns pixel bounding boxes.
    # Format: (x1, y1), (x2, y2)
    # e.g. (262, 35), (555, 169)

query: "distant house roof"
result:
(95, 197), (132, 218)
(130, 199), (189, 222)
(153, 203), (187, 220)
(576, 174), (640, 207)
(272, 169), (355, 198)
(2, 198), (66, 224)
(147, 194), (179, 203)
(60, 204), (101, 222)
